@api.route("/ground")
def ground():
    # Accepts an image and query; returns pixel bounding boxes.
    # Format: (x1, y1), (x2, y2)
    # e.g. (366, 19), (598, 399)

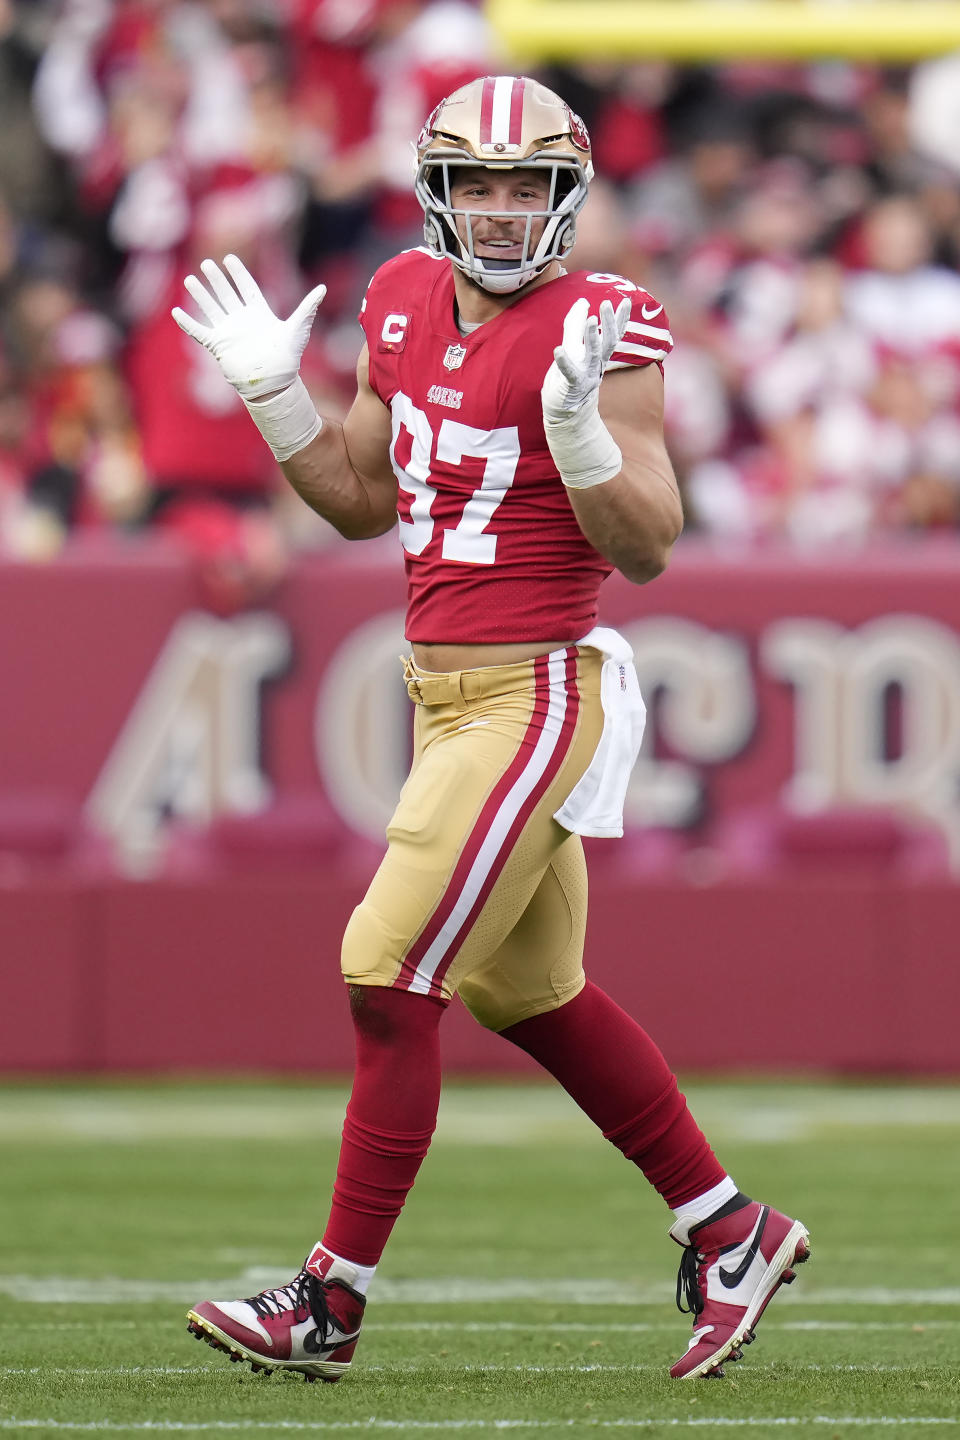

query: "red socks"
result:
(500, 981), (725, 1209)
(322, 979), (725, 1266)
(321, 987), (444, 1266)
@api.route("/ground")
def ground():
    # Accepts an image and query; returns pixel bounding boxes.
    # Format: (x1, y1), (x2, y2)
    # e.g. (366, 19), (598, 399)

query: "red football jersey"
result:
(359, 249), (673, 643)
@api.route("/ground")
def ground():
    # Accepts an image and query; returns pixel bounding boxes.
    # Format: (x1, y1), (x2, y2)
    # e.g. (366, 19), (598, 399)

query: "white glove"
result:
(172, 254), (326, 461)
(541, 296), (631, 420)
(540, 296), (631, 489)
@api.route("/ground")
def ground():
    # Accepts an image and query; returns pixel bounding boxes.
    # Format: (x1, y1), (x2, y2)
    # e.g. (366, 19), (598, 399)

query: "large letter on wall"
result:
(764, 615), (960, 864)
(85, 613), (289, 867)
(315, 611), (410, 842)
(622, 618), (756, 827)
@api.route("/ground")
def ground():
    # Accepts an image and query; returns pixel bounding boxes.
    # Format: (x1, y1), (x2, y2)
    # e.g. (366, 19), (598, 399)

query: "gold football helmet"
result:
(415, 75), (593, 295)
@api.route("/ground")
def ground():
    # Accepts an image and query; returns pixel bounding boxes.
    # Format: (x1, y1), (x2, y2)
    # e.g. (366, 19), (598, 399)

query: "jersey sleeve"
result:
(357, 258), (400, 405)
(357, 272), (380, 352)
(604, 287), (673, 373)
(357, 249), (436, 404)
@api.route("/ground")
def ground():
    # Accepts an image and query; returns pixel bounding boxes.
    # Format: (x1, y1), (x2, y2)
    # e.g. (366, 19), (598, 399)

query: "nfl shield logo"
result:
(443, 344), (466, 371)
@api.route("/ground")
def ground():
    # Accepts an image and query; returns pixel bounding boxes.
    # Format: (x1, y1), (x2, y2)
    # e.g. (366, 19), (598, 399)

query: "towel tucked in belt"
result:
(553, 625), (646, 839)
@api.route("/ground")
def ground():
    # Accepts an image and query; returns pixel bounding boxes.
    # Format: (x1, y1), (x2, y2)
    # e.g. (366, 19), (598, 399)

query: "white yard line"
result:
(1, 1417), (959, 1431)
(2, 1275), (960, 1307)
(1, 1085), (957, 1145)
(2, 1322), (142, 1332)
(8, 1319), (958, 1335)
(0, 1364), (939, 1376)
(364, 1320), (960, 1333)
(2, 1369), (205, 1377)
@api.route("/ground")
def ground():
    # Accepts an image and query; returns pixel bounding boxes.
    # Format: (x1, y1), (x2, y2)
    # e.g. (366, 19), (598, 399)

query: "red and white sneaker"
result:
(187, 1244), (365, 1383)
(669, 1199), (810, 1379)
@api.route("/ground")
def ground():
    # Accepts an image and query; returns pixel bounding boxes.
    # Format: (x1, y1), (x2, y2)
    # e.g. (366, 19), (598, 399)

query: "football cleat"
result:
(668, 1199), (810, 1379)
(187, 1244), (365, 1383)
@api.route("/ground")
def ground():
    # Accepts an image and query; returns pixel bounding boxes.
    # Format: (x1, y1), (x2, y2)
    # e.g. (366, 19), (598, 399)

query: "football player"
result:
(173, 75), (809, 1384)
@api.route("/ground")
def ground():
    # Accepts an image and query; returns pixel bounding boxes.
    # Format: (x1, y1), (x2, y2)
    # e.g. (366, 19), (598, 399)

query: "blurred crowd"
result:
(4, 0), (960, 605)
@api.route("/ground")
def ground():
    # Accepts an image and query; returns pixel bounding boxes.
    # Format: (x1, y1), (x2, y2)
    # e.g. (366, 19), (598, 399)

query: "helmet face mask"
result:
(415, 76), (593, 295)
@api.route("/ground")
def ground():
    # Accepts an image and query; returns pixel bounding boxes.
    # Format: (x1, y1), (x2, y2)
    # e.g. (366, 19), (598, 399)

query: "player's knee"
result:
(348, 982), (444, 1044)
(348, 984), (372, 1025)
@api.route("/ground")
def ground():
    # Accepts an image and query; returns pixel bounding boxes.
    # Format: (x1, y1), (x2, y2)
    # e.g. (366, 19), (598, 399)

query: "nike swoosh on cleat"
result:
(302, 1328), (361, 1356)
(641, 303), (664, 320)
(717, 1206), (769, 1289)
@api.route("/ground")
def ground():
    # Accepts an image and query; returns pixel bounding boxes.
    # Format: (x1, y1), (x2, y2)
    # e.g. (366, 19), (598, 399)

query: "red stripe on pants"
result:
(424, 649), (580, 999)
(508, 77), (526, 146)
(397, 651), (579, 997)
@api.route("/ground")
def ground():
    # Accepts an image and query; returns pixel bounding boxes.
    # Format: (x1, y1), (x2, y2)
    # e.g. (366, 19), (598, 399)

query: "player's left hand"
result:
(541, 296), (631, 421)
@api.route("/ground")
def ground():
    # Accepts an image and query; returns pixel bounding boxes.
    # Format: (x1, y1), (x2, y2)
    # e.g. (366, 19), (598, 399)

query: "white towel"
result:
(553, 626), (646, 839)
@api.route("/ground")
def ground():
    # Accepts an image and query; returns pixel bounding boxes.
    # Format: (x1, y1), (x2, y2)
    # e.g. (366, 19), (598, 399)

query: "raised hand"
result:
(172, 255), (326, 401)
(541, 296), (631, 421)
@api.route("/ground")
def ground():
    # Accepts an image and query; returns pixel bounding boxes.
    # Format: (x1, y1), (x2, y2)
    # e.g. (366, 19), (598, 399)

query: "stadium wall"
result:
(2, 536), (959, 1075)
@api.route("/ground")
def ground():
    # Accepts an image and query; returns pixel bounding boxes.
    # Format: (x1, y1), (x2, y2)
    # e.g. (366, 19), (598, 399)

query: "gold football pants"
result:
(340, 645), (605, 1031)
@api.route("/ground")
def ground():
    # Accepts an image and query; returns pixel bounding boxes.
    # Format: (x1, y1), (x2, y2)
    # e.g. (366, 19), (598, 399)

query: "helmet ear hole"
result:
(553, 171), (576, 204)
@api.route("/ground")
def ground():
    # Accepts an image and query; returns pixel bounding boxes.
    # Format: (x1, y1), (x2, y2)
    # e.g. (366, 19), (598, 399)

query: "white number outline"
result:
(390, 393), (521, 566)
(585, 272), (638, 294)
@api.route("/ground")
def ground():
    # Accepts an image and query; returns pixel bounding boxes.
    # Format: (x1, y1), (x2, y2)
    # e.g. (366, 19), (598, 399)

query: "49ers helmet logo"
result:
(567, 107), (590, 151)
(416, 101), (444, 151)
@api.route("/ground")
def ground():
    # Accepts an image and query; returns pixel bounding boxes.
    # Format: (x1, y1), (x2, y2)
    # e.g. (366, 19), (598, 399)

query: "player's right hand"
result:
(171, 255), (326, 402)
(540, 296), (631, 422)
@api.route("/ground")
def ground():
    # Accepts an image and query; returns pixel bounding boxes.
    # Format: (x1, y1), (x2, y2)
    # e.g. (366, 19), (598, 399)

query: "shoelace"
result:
(675, 1245), (706, 1317)
(245, 1270), (333, 1341)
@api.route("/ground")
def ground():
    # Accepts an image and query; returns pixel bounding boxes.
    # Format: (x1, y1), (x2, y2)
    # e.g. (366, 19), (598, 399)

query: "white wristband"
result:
(543, 401), (623, 490)
(243, 377), (322, 462)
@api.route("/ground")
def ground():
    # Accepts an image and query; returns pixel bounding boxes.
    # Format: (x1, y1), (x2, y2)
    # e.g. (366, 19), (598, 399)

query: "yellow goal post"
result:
(485, 1), (960, 63)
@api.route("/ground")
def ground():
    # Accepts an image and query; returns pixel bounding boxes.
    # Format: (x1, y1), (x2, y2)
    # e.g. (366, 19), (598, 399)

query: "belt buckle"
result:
(401, 655), (422, 702)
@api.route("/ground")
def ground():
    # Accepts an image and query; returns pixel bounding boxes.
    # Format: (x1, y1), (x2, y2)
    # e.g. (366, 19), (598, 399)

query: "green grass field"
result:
(1, 1078), (959, 1438)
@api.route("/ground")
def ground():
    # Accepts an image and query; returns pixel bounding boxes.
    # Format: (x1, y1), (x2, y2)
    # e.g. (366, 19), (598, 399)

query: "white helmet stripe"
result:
(491, 77), (514, 143)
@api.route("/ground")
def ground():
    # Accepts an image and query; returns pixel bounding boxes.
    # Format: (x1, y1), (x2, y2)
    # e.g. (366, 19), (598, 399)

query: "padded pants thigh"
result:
(340, 647), (603, 1005)
(457, 832), (588, 1031)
